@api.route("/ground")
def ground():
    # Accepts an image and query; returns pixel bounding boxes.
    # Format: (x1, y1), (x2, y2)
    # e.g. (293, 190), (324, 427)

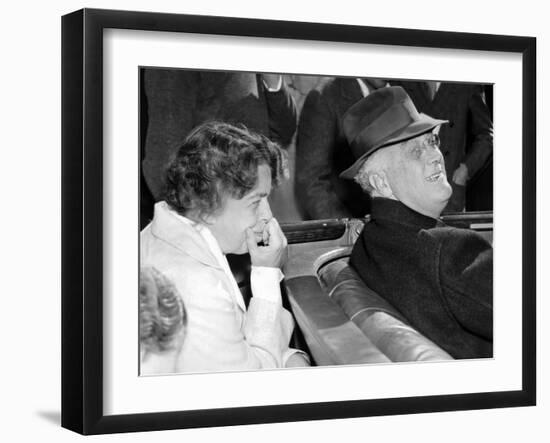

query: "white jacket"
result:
(141, 202), (298, 373)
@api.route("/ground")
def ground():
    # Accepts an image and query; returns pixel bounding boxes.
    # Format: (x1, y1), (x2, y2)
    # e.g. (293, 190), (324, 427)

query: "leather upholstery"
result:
(285, 276), (391, 365)
(321, 258), (453, 362)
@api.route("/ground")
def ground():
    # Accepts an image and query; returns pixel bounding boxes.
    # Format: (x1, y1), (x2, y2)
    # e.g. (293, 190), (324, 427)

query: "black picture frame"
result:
(61, 8), (536, 435)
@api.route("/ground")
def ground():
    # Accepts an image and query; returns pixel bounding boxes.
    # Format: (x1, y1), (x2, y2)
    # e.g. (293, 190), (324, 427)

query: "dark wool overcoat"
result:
(350, 198), (493, 359)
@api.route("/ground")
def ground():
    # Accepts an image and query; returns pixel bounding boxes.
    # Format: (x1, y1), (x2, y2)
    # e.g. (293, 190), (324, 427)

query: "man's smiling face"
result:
(386, 132), (453, 218)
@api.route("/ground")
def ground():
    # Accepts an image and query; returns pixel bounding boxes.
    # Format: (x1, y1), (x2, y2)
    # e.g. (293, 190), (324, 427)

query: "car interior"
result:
(229, 212), (493, 366)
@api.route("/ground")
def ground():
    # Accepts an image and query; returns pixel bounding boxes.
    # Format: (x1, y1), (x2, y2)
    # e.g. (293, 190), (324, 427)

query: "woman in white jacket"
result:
(140, 121), (309, 374)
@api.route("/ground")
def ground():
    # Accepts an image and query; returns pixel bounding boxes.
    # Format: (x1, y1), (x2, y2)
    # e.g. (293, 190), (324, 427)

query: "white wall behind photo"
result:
(0, 1), (546, 442)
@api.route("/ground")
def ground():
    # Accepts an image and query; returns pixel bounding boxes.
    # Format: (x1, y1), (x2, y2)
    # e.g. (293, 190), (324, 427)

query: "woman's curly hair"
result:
(163, 121), (288, 219)
(139, 266), (186, 353)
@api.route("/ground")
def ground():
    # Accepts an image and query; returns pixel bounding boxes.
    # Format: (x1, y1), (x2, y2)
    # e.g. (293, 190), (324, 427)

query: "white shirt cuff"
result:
(262, 75), (283, 92)
(250, 266), (284, 304)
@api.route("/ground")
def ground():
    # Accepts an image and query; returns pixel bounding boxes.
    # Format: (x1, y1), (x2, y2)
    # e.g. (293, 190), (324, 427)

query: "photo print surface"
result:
(138, 67), (494, 376)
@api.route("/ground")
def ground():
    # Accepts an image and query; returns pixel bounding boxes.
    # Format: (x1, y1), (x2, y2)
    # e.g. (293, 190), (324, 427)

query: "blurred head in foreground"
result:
(139, 266), (186, 375)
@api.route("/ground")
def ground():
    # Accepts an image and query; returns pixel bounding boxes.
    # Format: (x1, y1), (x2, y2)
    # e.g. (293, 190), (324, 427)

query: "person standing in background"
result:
(295, 77), (387, 220)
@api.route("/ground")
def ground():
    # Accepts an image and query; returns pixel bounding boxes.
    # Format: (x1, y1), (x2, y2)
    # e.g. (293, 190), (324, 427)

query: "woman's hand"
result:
(246, 218), (288, 268)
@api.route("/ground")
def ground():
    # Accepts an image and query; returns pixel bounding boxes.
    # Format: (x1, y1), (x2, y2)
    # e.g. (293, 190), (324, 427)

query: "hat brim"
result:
(339, 115), (448, 180)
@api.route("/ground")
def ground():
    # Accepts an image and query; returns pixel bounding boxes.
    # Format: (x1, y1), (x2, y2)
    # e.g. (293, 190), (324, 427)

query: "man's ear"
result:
(369, 172), (393, 198)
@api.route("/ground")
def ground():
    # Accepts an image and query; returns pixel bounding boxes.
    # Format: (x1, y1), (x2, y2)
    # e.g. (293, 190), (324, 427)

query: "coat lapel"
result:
(340, 77), (364, 102)
(149, 202), (247, 313)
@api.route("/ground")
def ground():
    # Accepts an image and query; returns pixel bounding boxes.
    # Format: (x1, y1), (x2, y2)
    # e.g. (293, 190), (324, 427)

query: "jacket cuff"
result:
(282, 348), (311, 367)
(262, 75), (283, 92)
(250, 266), (284, 304)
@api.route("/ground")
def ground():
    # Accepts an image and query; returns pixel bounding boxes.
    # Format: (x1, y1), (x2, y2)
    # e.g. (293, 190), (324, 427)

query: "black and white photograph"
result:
(138, 68), (495, 375)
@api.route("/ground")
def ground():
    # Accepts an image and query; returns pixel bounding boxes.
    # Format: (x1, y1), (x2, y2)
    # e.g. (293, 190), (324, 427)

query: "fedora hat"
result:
(339, 86), (447, 179)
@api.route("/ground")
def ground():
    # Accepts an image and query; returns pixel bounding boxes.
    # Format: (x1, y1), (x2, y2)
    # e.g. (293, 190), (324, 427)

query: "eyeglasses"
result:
(406, 132), (441, 159)
(423, 132), (441, 149)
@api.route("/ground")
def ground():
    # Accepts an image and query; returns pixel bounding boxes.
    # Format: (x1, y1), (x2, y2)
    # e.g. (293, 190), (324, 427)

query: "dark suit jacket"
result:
(350, 198), (493, 359)
(390, 81), (493, 212)
(295, 77), (370, 219)
(143, 69), (297, 200)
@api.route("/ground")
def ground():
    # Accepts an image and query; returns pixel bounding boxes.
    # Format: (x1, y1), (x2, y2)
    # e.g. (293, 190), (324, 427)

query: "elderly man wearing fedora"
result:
(341, 86), (493, 359)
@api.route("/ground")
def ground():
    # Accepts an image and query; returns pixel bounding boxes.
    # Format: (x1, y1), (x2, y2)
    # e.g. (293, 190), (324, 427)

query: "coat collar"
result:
(148, 202), (248, 313)
(339, 77), (364, 101)
(339, 78), (389, 102)
(149, 202), (222, 270)
(370, 198), (445, 230)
